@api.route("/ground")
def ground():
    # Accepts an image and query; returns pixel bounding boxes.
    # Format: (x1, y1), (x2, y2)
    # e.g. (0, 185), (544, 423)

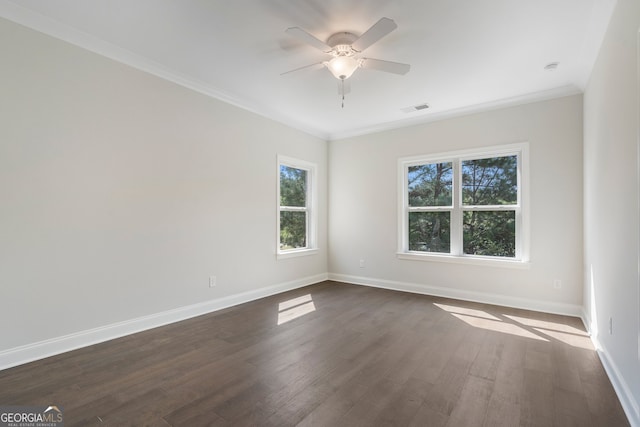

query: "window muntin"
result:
(399, 144), (527, 264)
(277, 156), (317, 257)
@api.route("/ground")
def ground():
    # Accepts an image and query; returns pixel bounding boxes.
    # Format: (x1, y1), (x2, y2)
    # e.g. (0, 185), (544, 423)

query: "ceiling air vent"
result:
(401, 103), (430, 113)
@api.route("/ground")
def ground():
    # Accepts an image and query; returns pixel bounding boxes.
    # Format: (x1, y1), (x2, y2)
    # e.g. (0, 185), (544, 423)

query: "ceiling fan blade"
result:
(281, 62), (325, 76)
(361, 58), (410, 75)
(351, 17), (397, 52)
(338, 79), (351, 96)
(285, 27), (332, 53)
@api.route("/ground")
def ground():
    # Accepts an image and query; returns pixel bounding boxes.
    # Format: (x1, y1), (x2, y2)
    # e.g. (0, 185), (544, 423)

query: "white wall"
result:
(0, 18), (328, 356)
(329, 95), (584, 314)
(583, 0), (640, 424)
(3, 10), (638, 423)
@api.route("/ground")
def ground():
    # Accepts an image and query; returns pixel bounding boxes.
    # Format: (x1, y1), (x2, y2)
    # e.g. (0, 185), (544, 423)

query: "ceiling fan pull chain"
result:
(341, 79), (345, 108)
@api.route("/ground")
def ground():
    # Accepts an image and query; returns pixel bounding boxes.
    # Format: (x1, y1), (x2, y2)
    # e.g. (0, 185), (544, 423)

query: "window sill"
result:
(277, 248), (319, 260)
(396, 252), (530, 269)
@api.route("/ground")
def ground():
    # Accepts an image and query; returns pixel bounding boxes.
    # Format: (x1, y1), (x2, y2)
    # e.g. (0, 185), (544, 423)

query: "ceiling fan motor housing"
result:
(327, 32), (358, 55)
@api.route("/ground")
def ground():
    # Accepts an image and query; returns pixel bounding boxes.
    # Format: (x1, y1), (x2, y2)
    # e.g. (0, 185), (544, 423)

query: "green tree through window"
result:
(462, 156), (517, 257)
(407, 162), (452, 252)
(279, 164), (308, 251)
(400, 145), (525, 261)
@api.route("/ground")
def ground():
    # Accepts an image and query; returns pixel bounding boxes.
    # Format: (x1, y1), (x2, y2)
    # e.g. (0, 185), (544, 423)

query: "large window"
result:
(277, 156), (317, 258)
(398, 143), (528, 265)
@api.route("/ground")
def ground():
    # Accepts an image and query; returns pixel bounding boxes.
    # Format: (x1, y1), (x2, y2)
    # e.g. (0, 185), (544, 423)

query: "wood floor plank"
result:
(339, 377), (405, 426)
(373, 377), (432, 426)
(445, 375), (493, 427)
(551, 340), (584, 393)
(382, 330), (435, 385)
(295, 377), (369, 426)
(553, 387), (592, 427)
(481, 337), (526, 426)
(520, 369), (555, 427)
(407, 404), (449, 427)
(580, 372), (631, 425)
(482, 397), (521, 427)
(0, 281), (629, 426)
(410, 324), (466, 384)
(259, 379), (335, 426)
(469, 332), (504, 381)
(419, 359), (472, 417)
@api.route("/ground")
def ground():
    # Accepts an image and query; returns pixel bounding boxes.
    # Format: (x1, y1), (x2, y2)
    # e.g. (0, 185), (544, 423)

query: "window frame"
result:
(397, 143), (530, 268)
(277, 155), (318, 259)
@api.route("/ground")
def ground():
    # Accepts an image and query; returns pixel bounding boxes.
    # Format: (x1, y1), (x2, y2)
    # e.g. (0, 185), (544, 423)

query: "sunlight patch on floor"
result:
(433, 303), (501, 321)
(503, 314), (586, 335)
(278, 294), (316, 325)
(434, 302), (595, 348)
(449, 313), (549, 341)
(532, 328), (593, 350)
(503, 314), (593, 349)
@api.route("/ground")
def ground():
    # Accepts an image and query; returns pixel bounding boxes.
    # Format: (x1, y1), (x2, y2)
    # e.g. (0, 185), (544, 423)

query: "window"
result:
(398, 143), (529, 266)
(277, 155), (317, 258)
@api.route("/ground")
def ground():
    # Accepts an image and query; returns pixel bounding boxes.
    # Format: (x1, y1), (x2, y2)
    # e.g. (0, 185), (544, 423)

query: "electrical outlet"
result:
(359, 259), (365, 268)
(209, 276), (217, 288)
(553, 279), (562, 289)
(609, 317), (613, 335)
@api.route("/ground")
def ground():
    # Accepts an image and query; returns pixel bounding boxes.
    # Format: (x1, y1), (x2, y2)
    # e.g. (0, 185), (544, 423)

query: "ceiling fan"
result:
(282, 17), (410, 107)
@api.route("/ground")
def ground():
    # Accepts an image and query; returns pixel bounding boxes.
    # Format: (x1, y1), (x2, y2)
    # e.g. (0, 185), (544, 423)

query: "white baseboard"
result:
(328, 273), (583, 317)
(0, 273), (328, 371)
(580, 308), (591, 335)
(587, 327), (640, 427)
(596, 345), (640, 427)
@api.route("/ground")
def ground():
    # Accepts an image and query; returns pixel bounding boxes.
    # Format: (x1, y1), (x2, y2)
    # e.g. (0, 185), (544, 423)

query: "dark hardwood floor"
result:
(0, 281), (630, 426)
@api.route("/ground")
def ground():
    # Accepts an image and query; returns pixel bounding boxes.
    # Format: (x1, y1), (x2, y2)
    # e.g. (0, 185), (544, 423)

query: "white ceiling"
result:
(0, 0), (616, 140)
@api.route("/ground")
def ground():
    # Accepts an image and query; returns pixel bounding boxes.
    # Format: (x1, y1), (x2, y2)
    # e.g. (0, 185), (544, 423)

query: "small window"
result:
(278, 156), (317, 258)
(399, 143), (529, 266)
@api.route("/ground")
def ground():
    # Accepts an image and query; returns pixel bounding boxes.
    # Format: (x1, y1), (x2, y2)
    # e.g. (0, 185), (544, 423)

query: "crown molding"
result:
(327, 85), (583, 141)
(0, 0), (329, 141)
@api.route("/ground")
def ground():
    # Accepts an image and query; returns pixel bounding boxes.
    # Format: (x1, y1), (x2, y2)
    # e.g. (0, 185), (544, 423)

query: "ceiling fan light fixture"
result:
(325, 56), (361, 80)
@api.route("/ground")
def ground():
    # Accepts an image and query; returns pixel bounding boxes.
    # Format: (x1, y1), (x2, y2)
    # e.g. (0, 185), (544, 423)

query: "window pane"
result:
(280, 211), (307, 250)
(408, 212), (450, 253)
(280, 165), (307, 207)
(408, 163), (453, 207)
(463, 211), (515, 257)
(462, 155), (517, 205)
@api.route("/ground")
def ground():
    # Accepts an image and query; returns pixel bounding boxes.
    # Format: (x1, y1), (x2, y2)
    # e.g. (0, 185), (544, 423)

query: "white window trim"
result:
(277, 155), (318, 260)
(397, 142), (530, 268)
